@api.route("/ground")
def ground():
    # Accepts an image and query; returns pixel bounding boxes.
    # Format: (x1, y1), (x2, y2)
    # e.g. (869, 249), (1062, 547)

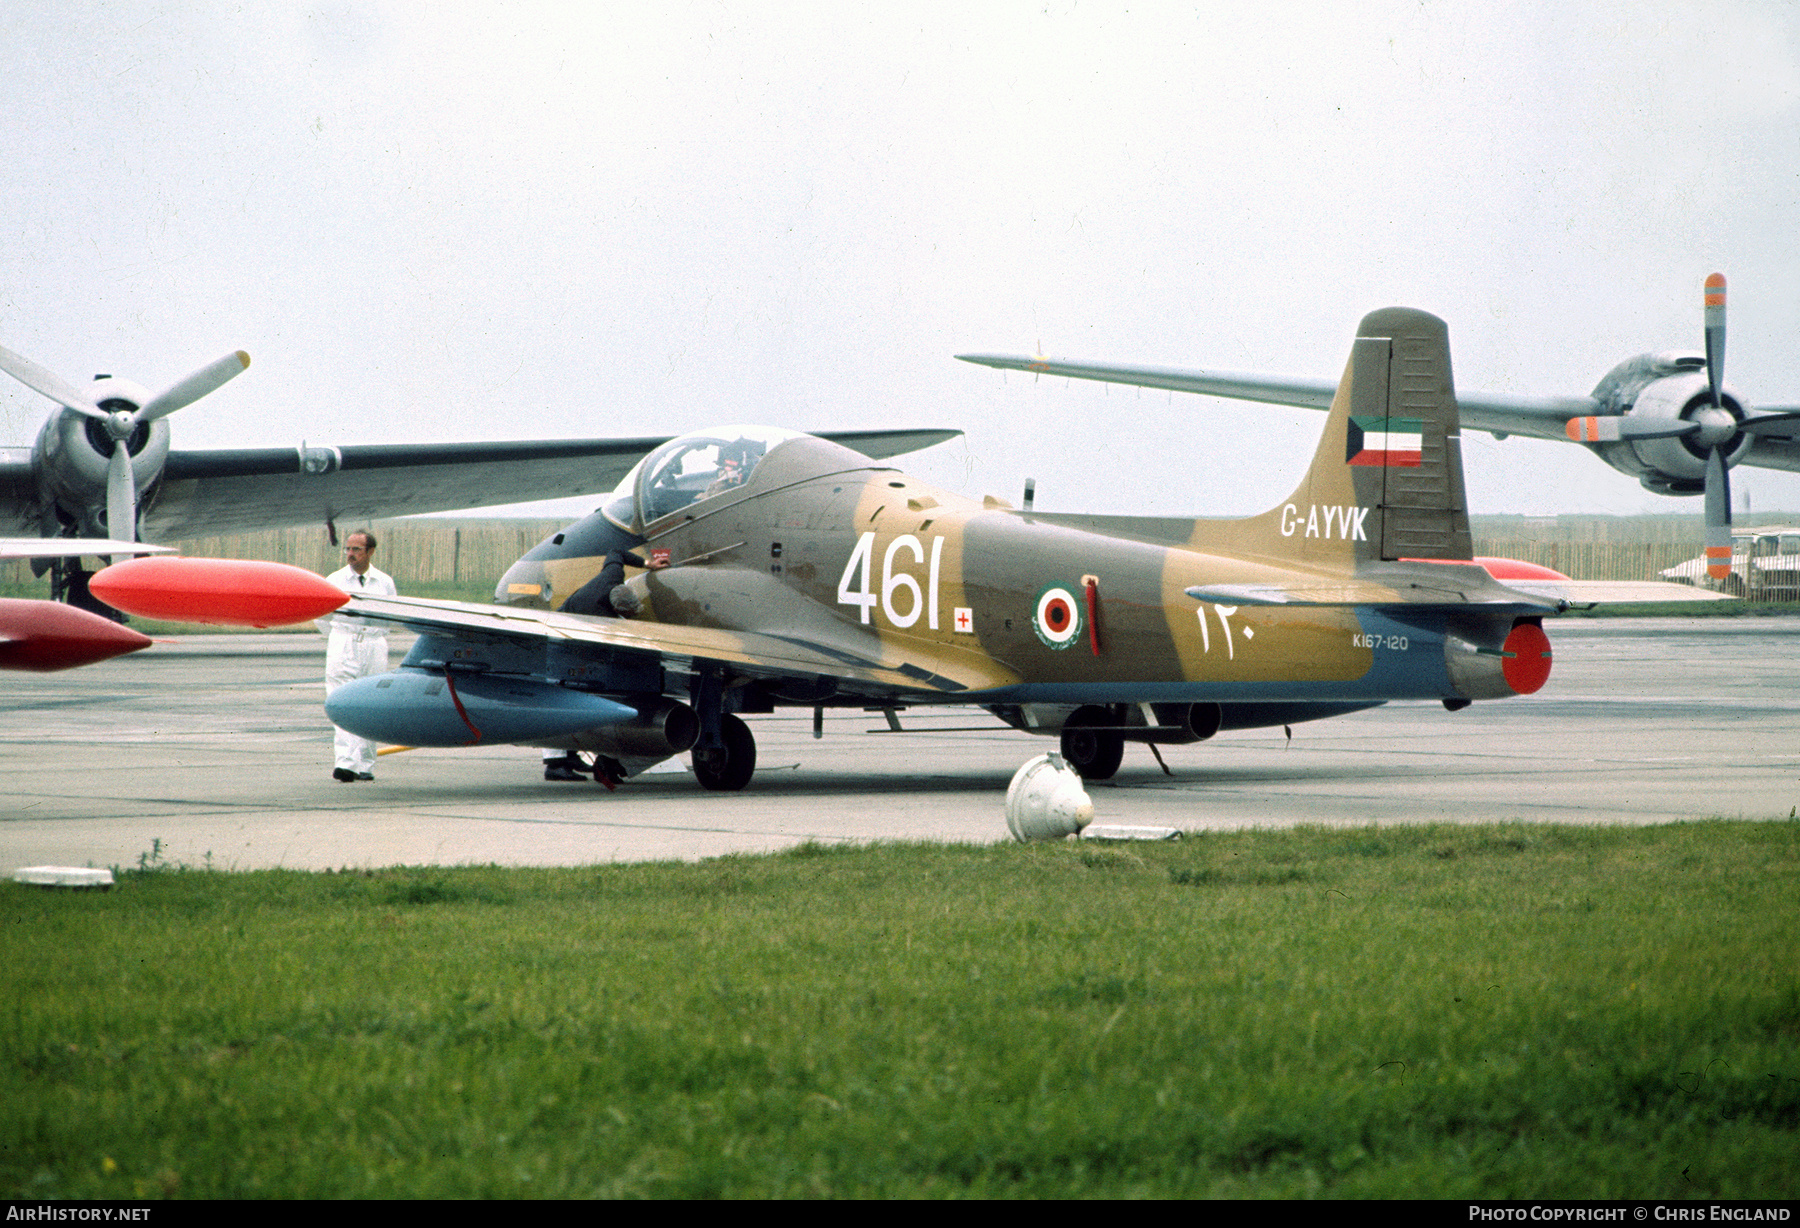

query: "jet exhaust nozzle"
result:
(571, 697), (700, 759)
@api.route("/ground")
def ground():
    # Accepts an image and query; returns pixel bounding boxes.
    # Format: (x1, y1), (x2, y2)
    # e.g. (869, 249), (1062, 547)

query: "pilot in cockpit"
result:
(703, 438), (763, 497)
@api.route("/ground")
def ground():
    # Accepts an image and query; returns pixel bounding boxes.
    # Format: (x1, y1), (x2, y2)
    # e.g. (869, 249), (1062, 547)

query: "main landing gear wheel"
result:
(1060, 705), (1124, 781)
(693, 712), (756, 792)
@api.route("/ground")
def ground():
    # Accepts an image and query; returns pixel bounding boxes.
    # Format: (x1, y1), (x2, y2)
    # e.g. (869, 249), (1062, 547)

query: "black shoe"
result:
(544, 753), (589, 782)
(333, 768), (356, 782)
(355, 772), (374, 781)
(593, 756), (627, 790)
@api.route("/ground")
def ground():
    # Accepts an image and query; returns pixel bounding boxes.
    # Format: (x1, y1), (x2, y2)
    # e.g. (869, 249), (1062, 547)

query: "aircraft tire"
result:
(1060, 706), (1124, 781)
(693, 713), (756, 791)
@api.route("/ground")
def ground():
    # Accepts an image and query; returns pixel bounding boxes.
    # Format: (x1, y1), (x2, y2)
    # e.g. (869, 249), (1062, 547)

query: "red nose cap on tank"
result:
(1500, 622), (1553, 695)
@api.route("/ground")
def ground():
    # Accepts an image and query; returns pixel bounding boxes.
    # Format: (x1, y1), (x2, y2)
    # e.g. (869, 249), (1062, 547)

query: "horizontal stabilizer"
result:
(1501, 579), (1737, 607)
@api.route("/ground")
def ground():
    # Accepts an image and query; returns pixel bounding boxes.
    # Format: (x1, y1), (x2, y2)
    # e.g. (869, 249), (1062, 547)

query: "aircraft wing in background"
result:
(954, 352), (1595, 441)
(139, 428), (965, 540)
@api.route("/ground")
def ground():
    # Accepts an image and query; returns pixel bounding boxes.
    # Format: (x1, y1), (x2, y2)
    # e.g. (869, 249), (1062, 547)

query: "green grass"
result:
(3, 823), (1796, 1198)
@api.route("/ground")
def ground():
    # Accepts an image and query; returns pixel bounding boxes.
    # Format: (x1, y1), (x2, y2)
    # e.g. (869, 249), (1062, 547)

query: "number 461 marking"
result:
(837, 531), (944, 629)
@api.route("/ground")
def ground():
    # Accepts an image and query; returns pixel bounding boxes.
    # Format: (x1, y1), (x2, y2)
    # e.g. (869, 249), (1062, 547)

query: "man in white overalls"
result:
(320, 530), (397, 781)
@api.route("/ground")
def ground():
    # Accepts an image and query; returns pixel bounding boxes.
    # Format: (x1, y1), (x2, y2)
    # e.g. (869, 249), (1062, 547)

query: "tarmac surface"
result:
(2, 618), (1796, 871)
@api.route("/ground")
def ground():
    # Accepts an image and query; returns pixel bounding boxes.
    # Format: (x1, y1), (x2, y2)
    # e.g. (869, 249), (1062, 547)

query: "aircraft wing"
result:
(133, 428), (961, 540)
(340, 591), (1021, 698)
(955, 353), (1341, 410)
(0, 537), (172, 560)
(955, 353), (1596, 442)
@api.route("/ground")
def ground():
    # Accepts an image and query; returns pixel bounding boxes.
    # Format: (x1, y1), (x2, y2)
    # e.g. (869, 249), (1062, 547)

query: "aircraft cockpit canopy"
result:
(602, 425), (807, 531)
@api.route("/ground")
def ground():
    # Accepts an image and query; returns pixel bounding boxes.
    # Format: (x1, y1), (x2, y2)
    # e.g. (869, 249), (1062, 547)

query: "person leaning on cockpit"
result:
(543, 546), (671, 782)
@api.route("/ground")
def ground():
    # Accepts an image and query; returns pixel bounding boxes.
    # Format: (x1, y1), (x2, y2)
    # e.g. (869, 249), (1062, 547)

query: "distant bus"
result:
(1660, 527), (1800, 599)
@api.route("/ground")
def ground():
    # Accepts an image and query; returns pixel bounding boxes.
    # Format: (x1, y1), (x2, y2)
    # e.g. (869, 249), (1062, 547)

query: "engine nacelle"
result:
(32, 377), (171, 530)
(1586, 354), (1751, 495)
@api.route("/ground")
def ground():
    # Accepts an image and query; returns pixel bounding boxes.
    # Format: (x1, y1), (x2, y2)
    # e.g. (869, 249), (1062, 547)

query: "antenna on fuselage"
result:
(1023, 477), (1036, 511)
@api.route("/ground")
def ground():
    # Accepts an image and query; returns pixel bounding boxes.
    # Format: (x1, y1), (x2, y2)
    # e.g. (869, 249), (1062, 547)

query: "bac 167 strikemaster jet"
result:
(277, 307), (1713, 791)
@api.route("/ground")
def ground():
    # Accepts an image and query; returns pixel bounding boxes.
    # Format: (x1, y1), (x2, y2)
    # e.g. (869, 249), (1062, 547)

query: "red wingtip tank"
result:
(90, 557), (349, 628)
(0, 600), (154, 671)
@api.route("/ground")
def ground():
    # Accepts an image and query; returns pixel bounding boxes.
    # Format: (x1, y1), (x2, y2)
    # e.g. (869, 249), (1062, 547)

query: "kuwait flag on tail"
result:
(1346, 416), (1424, 467)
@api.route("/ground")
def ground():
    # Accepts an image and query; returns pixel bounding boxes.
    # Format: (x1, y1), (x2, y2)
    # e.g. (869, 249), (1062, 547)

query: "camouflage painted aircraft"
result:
(300, 307), (1712, 791)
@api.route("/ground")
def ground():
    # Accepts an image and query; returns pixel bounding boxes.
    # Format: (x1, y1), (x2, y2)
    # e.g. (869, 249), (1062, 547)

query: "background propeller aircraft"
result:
(0, 337), (957, 608)
(97, 307), (1716, 790)
(960, 275), (1800, 584)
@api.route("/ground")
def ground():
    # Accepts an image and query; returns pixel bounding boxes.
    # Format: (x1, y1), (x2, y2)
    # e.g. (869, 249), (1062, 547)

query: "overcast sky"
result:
(3, 1), (1797, 523)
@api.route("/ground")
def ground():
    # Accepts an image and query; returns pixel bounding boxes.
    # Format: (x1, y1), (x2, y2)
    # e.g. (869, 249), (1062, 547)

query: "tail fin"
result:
(1235, 307), (1471, 566)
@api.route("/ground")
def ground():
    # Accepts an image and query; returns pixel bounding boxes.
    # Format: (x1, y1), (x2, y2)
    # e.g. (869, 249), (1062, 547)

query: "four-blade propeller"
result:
(1686, 274), (1800, 580)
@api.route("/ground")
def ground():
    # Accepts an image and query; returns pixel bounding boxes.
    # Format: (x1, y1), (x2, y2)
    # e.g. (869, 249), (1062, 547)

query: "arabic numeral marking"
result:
(837, 531), (878, 623)
(882, 535), (925, 629)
